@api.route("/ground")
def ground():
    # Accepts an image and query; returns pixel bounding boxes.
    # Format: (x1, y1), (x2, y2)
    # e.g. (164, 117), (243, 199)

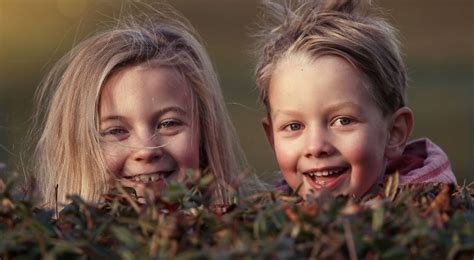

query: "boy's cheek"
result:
(274, 143), (293, 170)
(281, 169), (302, 191)
(274, 144), (301, 189)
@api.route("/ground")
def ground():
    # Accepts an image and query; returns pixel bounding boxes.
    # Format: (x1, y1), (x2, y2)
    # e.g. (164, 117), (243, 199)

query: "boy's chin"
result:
(298, 182), (352, 200)
(298, 175), (351, 198)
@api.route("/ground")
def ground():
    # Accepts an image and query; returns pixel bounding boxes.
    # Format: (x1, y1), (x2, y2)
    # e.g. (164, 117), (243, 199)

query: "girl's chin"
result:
(119, 178), (167, 198)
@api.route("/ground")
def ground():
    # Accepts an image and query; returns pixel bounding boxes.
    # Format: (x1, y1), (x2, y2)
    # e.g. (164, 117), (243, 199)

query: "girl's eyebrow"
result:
(100, 106), (188, 123)
(152, 106), (188, 118)
(99, 115), (125, 123)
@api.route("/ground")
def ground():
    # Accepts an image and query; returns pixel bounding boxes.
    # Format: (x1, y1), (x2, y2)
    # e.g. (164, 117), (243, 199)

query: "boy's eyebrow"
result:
(271, 101), (364, 120)
(271, 109), (300, 120)
(99, 106), (188, 123)
(325, 101), (364, 115)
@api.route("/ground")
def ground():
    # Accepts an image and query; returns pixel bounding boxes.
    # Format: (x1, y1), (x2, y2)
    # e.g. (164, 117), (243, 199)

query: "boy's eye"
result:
(284, 122), (303, 131)
(333, 117), (353, 126)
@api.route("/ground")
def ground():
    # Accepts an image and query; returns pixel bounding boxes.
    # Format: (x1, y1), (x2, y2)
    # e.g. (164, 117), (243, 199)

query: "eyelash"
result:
(100, 119), (183, 137)
(281, 117), (354, 131)
(158, 119), (182, 129)
(102, 127), (128, 136)
(283, 122), (303, 131)
(332, 117), (354, 127)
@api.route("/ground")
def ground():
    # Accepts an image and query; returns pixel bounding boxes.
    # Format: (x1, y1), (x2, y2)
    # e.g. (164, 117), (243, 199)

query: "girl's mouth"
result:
(124, 171), (174, 184)
(303, 167), (349, 192)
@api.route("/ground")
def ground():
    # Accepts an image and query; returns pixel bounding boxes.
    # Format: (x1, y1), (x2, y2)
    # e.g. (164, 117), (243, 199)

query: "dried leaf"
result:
(285, 207), (299, 222)
(384, 171), (400, 201)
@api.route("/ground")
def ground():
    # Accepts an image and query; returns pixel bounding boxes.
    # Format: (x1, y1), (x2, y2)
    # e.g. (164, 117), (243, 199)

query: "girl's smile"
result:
(99, 64), (200, 197)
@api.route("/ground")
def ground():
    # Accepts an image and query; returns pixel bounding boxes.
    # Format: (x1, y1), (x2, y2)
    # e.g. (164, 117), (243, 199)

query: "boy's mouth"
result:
(302, 166), (349, 192)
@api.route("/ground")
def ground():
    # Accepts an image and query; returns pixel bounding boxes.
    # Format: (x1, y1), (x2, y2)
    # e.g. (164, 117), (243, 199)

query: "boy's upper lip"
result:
(301, 165), (349, 174)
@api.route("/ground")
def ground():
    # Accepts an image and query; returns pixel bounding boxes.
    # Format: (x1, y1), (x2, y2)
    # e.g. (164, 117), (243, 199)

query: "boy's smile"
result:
(263, 54), (392, 198)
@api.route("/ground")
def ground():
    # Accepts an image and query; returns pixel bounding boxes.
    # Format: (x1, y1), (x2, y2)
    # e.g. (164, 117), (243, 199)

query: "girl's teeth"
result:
(132, 173), (162, 183)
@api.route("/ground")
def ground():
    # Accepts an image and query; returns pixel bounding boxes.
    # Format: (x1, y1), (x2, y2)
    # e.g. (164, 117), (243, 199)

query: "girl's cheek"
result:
(102, 145), (127, 175)
(182, 129), (201, 168)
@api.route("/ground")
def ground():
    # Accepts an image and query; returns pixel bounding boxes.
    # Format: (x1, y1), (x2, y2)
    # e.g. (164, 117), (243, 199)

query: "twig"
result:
(54, 184), (59, 220)
(116, 183), (142, 214)
(344, 219), (358, 260)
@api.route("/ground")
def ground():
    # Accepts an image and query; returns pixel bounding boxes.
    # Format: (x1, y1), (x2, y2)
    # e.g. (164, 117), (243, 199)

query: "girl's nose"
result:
(133, 146), (164, 163)
(304, 128), (336, 158)
(131, 134), (164, 163)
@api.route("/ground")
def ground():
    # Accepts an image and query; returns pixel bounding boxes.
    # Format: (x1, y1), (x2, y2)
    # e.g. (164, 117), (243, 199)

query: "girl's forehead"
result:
(104, 64), (191, 91)
(100, 64), (195, 109)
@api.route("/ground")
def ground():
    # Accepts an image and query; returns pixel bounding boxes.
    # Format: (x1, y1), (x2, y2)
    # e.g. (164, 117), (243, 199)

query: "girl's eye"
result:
(100, 127), (129, 141)
(333, 117), (353, 126)
(102, 128), (128, 136)
(157, 119), (183, 135)
(284, 122), (303, 131)
(158, 119), (182, 129)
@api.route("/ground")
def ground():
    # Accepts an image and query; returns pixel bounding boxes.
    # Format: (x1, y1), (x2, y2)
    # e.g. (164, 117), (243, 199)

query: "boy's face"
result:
(263, 54), (390, 198)
(99, 65), (200, 197)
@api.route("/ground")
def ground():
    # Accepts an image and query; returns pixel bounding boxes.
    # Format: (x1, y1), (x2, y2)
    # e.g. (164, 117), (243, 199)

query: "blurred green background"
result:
(0, 0), (472, 183)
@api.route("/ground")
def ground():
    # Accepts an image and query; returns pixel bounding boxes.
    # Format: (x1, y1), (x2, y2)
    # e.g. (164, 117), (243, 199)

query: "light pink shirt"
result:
(385, 138), (457, 185)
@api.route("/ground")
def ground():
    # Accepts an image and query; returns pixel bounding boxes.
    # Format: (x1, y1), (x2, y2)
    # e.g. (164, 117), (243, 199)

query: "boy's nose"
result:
(304, 129), (335, 158)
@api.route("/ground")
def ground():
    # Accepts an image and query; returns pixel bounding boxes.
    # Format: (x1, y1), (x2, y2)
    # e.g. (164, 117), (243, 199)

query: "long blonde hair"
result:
(31, 7), (256, 208)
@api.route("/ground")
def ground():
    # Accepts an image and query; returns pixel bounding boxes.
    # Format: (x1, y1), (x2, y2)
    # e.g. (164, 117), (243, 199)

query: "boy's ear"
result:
(385, 106), (414, 159)
(261, 117), (275, 149)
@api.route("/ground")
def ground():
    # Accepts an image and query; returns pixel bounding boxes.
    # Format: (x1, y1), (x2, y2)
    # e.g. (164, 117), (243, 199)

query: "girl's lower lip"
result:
(125, 170), (174, 178)
(304, 170), (349, 192)
(121, 176), (167, 189)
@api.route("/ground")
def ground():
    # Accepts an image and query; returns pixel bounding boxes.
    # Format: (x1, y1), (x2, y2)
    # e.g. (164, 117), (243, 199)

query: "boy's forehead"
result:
(276, 51), (314, 70)
(271, 54), (367, 90)
(267, 54), (382, 117)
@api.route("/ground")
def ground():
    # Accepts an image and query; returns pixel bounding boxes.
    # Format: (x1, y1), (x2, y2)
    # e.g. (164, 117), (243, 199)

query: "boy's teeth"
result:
(306, 168), (344, 178)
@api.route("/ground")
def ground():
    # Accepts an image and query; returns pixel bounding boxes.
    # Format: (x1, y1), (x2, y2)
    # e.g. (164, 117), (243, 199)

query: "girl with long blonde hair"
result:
(31, 7), (260, 209)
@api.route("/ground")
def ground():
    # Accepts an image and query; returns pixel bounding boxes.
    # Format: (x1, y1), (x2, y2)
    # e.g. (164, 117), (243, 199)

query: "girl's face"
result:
(99, 65), (200, 197)
(263, 55), (391, 199)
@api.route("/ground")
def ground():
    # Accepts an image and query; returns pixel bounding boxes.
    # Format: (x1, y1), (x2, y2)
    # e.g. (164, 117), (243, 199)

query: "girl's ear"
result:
(385, 106), (414, 159)
(261, 117), (275, 149)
